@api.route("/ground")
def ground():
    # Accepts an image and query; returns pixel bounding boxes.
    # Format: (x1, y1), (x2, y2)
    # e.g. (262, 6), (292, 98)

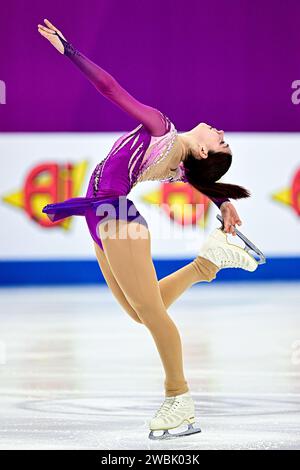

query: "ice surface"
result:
(0, 283), (299, 450)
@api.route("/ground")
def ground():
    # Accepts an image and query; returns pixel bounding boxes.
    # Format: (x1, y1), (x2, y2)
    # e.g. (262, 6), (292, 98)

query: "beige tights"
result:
(96, 220), (219, 397)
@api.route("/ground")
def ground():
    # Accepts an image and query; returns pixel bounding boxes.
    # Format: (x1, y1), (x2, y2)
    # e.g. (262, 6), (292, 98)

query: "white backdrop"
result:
(0, 132), (299, 260)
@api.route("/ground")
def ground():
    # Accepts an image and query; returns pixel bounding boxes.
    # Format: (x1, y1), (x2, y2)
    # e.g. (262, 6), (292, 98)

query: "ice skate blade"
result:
(216, 215), (266, 265)
(148, 423), (201, 440)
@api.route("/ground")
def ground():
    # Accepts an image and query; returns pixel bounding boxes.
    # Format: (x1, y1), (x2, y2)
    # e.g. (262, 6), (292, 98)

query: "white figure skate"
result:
(148, 391), (201, 440)
(216, 214), (266, 265)
(198, 216), (266, 271)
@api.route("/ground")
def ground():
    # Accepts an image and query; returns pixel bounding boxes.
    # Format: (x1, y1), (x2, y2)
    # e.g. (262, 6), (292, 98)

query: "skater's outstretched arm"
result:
(38, 20), (239, 233)
(37, 19), (168, 137)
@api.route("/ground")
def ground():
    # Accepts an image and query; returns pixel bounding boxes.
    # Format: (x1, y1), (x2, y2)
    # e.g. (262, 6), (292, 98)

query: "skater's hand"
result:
(220, 202), (242, 236)
(38, 19), (67, 54)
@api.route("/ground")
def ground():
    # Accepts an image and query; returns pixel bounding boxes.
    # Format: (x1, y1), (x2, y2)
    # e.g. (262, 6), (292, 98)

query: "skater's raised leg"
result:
(158, 256), (218, 309)
(94, 223), (258, 323)
(94, 241), (219, 316)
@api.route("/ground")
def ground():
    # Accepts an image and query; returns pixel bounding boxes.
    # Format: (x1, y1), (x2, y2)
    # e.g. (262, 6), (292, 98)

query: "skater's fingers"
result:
(38, 25), (56, 35)
(224, 223), (231, 233)
(44, 19), (58, 31)
(43, 19), (67, 40)
(38, 28), (53, 40)
(38, 27), (52, 38)
(230, 225), (236, 236)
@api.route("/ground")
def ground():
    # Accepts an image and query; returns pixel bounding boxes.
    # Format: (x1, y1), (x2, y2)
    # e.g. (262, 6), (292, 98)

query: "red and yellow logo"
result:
(2, 161), (88, 229)
(142, 182), (210, 227)
(272, 167), (300, 217)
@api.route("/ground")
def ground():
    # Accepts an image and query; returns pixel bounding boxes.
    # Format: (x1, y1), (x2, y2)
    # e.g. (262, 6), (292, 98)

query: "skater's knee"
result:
(133, 305), (154, 326)
(121, 303), (143, 324)
(130, 297), (157, 317)
(133, 303), (165, 328)
(133, 314), (143, 324)
(127, 310), (143, 324)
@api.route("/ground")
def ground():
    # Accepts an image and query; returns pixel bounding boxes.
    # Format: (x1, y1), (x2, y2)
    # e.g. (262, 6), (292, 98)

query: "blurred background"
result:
(1, 0), (299, 284)
(0, 0), (299, 450)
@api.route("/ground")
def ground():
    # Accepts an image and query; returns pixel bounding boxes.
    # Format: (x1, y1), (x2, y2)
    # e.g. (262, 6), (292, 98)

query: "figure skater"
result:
(39, 19), (265, 440)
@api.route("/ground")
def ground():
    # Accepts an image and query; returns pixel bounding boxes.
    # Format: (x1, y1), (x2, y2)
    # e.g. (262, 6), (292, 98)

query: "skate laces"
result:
(212, 244), (250, 268)
(154, 397), (175, 418)
(155, 396), (188, 418)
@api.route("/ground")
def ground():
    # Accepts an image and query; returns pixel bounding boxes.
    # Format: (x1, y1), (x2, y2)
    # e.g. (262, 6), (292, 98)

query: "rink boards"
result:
(0, 132), (299, 284)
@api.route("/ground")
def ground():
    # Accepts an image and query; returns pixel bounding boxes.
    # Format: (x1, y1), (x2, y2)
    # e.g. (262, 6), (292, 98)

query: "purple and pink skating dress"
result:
(42, 36), (228, 251)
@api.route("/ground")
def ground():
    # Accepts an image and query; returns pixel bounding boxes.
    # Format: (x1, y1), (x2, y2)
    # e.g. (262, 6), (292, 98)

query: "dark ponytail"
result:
(182, 150), (250, 200)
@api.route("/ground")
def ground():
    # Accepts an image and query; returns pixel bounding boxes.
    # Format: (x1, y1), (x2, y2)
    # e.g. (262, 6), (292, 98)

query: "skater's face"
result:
(191, 123), (232, 159)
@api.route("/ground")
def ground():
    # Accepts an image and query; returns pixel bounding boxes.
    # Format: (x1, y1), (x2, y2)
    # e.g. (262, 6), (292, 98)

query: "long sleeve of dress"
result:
(56, 34), (168, 137)
(210, 197), (229, 209)
(57, 35), (229, 209)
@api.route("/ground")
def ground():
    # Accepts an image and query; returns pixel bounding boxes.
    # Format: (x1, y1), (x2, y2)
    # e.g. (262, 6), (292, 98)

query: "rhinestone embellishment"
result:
(132, 124), (178, 187)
